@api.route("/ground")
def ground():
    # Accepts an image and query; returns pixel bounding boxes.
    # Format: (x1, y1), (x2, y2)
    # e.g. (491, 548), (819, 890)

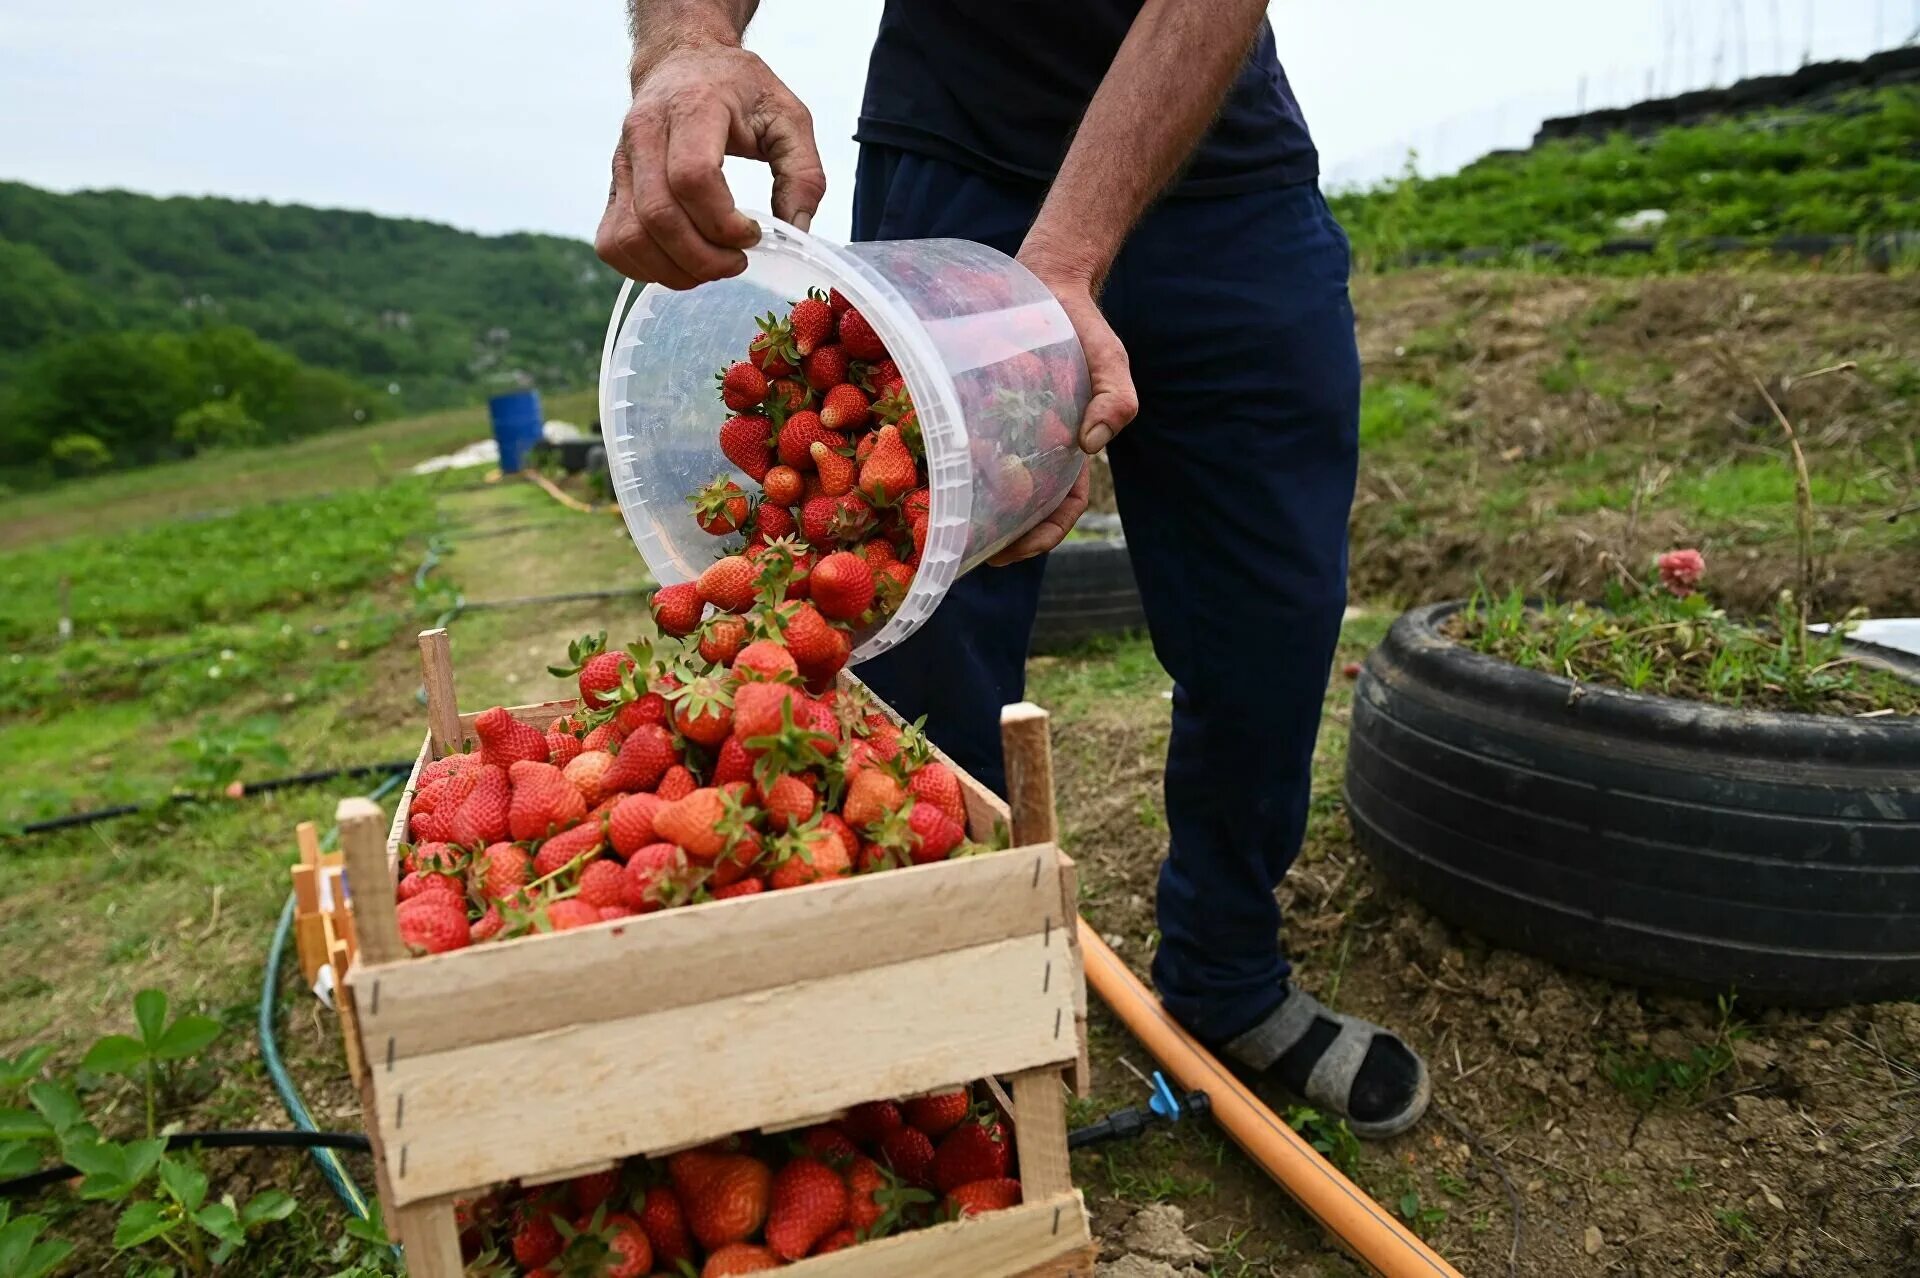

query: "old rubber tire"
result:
(1030, 536), (1147, 654)
(1345, 601), (1920, 1006)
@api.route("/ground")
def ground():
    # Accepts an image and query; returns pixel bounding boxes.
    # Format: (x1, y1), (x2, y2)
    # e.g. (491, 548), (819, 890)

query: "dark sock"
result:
(1223, 989), (1423, 1127)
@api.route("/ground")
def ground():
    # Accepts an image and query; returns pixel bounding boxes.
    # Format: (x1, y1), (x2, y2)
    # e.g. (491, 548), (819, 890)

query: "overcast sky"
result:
(0, 1), (1904, 243)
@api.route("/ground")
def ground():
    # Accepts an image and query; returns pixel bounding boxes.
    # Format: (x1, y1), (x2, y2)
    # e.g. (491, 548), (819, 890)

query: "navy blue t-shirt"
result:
(856, 2), (1319, 196)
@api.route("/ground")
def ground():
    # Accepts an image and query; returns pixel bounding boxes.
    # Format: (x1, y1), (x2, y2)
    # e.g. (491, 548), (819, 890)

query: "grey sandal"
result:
(1223, 988), (1432, 1139)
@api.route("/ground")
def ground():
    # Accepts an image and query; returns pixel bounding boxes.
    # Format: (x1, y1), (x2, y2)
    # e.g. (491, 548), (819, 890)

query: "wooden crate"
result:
(334, 628), (1095, 1277)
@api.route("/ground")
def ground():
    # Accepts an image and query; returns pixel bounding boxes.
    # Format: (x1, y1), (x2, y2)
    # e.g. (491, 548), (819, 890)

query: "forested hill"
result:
(0, 181), (619, 409)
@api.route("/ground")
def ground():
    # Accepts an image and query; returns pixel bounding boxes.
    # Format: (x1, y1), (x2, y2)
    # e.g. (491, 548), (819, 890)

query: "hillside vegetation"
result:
(1331, 86), (1920, 265)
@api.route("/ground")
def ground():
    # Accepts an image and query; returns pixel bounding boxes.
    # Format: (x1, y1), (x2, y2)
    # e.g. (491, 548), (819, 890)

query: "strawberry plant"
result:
(80, 989), (221, 1138)
(0, 1202), (73, 1278)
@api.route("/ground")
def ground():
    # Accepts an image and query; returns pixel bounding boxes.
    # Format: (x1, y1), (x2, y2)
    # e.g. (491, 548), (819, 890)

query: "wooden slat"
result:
(1000, 702), (1058, 847)
(296, 820), (322, 870)
(458, 698), (579, 731)
(373, 930), (1079, 1203)
(1056, 855), (1091, 1097)
(331, 936), (365, 1081)
(1013, 1242), (1101, 1278)
(355, 844), (1065, 1059)
(384, 735), (433, 865)
(1010, 1070), (1073, 1200)
(393, 1199), (463, 1278)
(417, 629), (463, 758)
(779, 1193), (1090, 1278)
(339, 797), (400, 965)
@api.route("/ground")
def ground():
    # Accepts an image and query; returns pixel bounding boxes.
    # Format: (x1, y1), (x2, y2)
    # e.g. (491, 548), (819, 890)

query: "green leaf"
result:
(158, 1155), (208, 1212)
(342, 1210), (388, 1246)
(153, 1014), (220, 1062)
(59, 1136), (124, 1177)
(26, 1081), (85, 1137)
(0, 1142), (39, 1180)
(0, 1109), (52, 1143)
(82, 1033), (149, 1077)
(122, 1137), (166, 1188)
(193, 1201), (244, 1246)
(133, 990), (169, 1049)
(0, 1210), (75, 1278)
(113, 1199), (173, 1249)
(0, 1047), (54, 1093)
(241, 1190), (295, 1229)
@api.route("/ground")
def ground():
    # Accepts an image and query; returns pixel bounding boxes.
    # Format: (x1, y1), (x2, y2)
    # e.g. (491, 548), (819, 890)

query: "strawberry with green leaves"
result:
(697, 556), (758, 613)
(716, 361), (768, 411)
(649, 582), (706, 637)
(765, 1157), (849, 1260)
(692, 478), (752, 535)
(718, 412), (775, 482)
(858, 424), (919, 506)
(788, 290), (834, 356)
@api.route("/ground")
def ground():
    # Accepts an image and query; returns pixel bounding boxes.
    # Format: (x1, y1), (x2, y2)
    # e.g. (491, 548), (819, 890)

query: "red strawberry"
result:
(762, 464), (804, 507)
(475, 705), (547, 769)
(909, 761), (968, 827)
(858, 425), (918, 506)
(777, 410), (842, 472)
(842, 768), (907, 831)
(768, 377), (810, 412)
(712, 735), (756, 787)
(546, 731), (583, 767)
(802, 1127), (860, 1165)
(860, 538), (899, 568)
(407, 840), (462, 876)
(875, 560), (916, 608)
(697, 557), (758, 614)
(625, 842), (690, 912)
(784, 605), (849, 682)
(563, 750), (615, 807)
(768, 826), (850, 889)
(653, 788), (731, 862)
(819, 383), (870, 432)
(802, 343), (849, 392)
(749, 311), (798, 376)
(407, 808), (448, 842)
(731, 679), (803, 744)
(903, 487), (931, 523)
(581, 722), (623, 754)
(473, 841), (530, 902)
(512, 1203), (565, 1268)
(533, 818), (605, 878)
(766, 1157), (849, 1261)
(602, 724), (675, 795)
(732, 639), (798, 682)
(508, 760), (587, 841)
(861, 357), (902, 394)
(838, 307), (887, 360)
(809, 551), (875, 621)
(702, 1242), (781, 1275)
(669, 674), (735, 747)
(693, 478), (752, 535)
(718, 361), (767, 411)
(469, 904), (505, 942)
(713, 876), (765, 900)
(650, 582), (706, 637)
(571, 1210), (652, 1277)
(931, 1118), (1009, 1193)
(613, 684), (670, 734)
(799, 493), (842, 544)
(447, 767), (511, 846)
(559, 644), (635, 711)
(694, 619), (747, 672)
(397, 870), (461, 904)
(578, 858), (636, 909)
(855, 430), (880, 466)
(905, 1089), (971, 1138)
(842, 1100), (905, 1146)
(814, 1226), (858, 1255)
(906, 802), (965, 862)
(637, 1186), (693, 1269)
(750, 501), (797, 542)
(572, 1170), (621, 1215)
(542, 898), (602, 931)
(945, 1178), (1022, 1218)
(809, 441), (855, 498)
(788, 293), (833, 356)
(760, 772), (816, 831)
(682, 1154), (772, 1251)
(656, 765), (697, 802)
(878, 1126), (936, 1190)
(608, 791), (665, 857)
(829, 491), (877, 545)
(396, 895), (469, 955)
(843, 1156), (889, 1232)
(827, 287), (853, 317)
(719, 413), (775, 483)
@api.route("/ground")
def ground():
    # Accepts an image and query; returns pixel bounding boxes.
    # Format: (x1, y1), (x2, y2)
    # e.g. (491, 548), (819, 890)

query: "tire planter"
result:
(1031, 528), (1147, 654)
(1345, 600), (1920, 1006)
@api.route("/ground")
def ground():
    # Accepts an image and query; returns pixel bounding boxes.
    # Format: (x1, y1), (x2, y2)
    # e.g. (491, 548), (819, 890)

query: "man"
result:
(596, 0), (1429, 1137)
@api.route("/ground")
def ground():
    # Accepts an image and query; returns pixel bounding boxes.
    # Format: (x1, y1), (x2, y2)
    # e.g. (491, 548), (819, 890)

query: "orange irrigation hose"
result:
(520, 468), (619, 515)
(1079, 921), (1463, 1278)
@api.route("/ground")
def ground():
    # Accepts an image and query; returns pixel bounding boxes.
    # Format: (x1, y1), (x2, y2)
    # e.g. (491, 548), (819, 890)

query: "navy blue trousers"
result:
(852, 147), (1360, 1044)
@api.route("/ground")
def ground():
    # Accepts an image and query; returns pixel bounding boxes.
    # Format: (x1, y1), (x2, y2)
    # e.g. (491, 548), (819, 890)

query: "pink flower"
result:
(1657, 548), (1706, 597)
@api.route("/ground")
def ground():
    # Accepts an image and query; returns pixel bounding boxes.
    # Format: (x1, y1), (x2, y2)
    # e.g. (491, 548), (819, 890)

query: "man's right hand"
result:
(595, 35), (826, 290)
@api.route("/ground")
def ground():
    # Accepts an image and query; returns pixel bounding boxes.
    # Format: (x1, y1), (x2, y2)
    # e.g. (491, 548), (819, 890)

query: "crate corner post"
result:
(418, 627), (462, 757)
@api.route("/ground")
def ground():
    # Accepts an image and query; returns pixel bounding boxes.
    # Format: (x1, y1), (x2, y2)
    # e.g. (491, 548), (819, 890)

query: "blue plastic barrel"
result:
(488, 390), (544, 473)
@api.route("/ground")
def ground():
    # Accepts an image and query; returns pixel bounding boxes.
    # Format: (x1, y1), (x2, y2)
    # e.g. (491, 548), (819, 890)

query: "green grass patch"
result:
(1666, 460), (1845, 519)
(1359, 381), (1446, 446)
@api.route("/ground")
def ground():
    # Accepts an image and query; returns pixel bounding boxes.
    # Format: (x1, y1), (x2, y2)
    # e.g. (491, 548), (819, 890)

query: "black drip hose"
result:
(12, 760), (416, 838)
(0, 1129), (371, 1199)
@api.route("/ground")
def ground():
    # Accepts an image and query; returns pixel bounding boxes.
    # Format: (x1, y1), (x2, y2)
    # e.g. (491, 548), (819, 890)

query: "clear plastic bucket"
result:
(599, 213), (1088, 663)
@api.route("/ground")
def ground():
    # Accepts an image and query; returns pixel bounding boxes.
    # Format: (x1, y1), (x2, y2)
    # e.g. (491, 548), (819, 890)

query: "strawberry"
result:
(731, 679), (803, 744)
(473, 841), (530, 902)
(581, 722), (623, 754)
(766, 1157), (849, 1260)
(859, 357), (902, 395)
(777, 410), (842, 472)
(702, 1243), (781, 1276)
(905, 1089), (971, 1139)
(566, 1210), (652, 1277)
(578, 858), (636, 909)
(637, 1186), (693, 1269)
(682, 1154), (772, 1250)
(799, 493), (842, 544)
(855, 430), (880, 466)
(447, 767), (512, 846)
(931, 1118), (1009, 1193)
(533, 818), (605, 878)
(469, 904), (505, 941)
(717, 361), (768, 411)
(650, 582), (706, 637)
(548, 636), (636, 711)
(837, 307), (888, 361)
(712, 876), (766, 899)
(858, 424), (918, 506)
(396, 895), (469, 955)
(697, 557), (758, 614)
(762, 464), (804, 507)
(750, 501), (797, 542)
(828, 287), (853, 317)
(788, 292), (834, 356)
(760, 772), (817, 831)
(656, 765), (697, 801)
(572, 1171), (621, 1216)
(749, 311), (799, 376)
(669, 673), (735, 747)
(768, 826), (851, 889)
(818, 812), (858, 862)
(712, 735), (756, 787)
(802, 1127), (860, 1165)
(512, 1203), (566, 1268)
(878, 1126), (936, 1190)
(875, 560), (915, 609)
(719, 414), (775, 483)
(508, 760), (588, 841)
(860, 538), (899, 568)
(542, 898), (602, 931)
(693, 478), (752, 535)
(563, 750), (615, 807)
(945, 1178), (1022, 1218)
(843, 1156), (889, 1232)
(625, 842), (690, 912)
(653, 788), (731, 862)
(802, 343), (848, 392)
(814, 1226), (858, 1255)
(841, 1100), (905, 1147)
(906, 802), (965, 863)
(475, 705), (548, 769)
(602, 724), (675, 795)
(903, 487), (931, 523)
(546, 731), (583, 767)
(842, 768), (907, 831)
(768, 377), (810, 413)
(613, 683), (670, 733)
(397, 870), (461, 904)
(809, 440), (856, 498)
(407, 809), (449, 842)
(783, 605), (849, 682)
(407, 840), (462, 876)
(818, 383), (870, 432)
(809, 551), (875, 621)
(608, 791), (666, 857)
(828, 492), (877, 545)
(908, 760), (968, 827)
(732, 639), (799, 682)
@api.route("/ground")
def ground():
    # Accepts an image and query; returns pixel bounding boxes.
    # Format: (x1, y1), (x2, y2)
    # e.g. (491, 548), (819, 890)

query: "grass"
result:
(1358, 381), (1446, 446)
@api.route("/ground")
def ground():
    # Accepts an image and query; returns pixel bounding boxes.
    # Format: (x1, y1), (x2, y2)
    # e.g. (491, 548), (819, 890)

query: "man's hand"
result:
(595, 33), (825, 290)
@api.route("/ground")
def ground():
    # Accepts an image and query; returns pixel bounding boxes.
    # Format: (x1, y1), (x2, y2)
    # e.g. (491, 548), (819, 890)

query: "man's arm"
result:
(596, 0), (825, 290)
(992, 0), (1271, 564)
